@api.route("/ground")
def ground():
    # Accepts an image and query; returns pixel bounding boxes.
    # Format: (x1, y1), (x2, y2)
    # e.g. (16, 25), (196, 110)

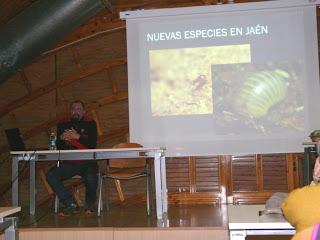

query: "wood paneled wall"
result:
(167, 153), (302, 205)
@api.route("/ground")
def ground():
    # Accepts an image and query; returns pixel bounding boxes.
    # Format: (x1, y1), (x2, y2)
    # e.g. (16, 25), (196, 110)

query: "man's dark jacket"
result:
(56, 115), (97, 150)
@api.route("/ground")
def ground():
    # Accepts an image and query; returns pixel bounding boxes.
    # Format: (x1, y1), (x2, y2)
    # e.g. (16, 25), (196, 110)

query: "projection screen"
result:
(121, 0), (320, 157)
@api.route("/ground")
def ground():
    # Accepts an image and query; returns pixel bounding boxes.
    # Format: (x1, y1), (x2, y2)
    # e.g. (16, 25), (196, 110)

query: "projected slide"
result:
(212, 62), (303, 134)
(123, 1), (320, 156)
(150, 44), (251, 116)
(150, 44), (303, 134)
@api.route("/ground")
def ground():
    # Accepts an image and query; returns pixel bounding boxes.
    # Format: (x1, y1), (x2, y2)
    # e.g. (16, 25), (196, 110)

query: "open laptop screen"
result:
(5, 128), (26, 151)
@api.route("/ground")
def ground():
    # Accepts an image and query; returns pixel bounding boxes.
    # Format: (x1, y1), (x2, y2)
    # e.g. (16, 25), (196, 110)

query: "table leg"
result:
(303, 147), (315, 185)
(160, 154), (167, 214)
(11, 157), (19, 207)
(4, 217), (18, 240)
(154, 154), (163, 219)
(30, 160), (36, 215)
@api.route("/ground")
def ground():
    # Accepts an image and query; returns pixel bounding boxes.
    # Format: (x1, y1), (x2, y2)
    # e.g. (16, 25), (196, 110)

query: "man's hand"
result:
(61, 128), (80, 141)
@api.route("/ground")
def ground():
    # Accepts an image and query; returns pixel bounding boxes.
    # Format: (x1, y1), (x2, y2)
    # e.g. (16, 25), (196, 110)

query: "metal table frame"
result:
(0, 207), (20, 240)
(10, 148), (167, 220)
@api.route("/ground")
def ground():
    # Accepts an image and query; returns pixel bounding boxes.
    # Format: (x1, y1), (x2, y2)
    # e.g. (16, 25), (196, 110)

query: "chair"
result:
(97, 142), (152, 216)
(38, 163), (84, 213)
(47, 160), (84, 213)
(53, 175), (83, 213)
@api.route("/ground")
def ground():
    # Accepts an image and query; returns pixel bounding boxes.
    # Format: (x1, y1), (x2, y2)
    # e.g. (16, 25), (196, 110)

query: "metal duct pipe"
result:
(0, 0), (108, 84)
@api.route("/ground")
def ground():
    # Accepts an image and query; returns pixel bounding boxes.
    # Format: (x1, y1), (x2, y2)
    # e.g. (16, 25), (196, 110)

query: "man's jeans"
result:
(46, 161), (98, 207)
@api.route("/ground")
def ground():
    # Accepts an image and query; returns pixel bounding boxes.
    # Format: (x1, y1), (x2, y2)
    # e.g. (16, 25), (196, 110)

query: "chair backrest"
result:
(109, 142), (146, 168)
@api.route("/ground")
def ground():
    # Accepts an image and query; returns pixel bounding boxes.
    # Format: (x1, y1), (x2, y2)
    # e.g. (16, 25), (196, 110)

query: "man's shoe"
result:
(84, 204), (95, 215)
(84, 208), (94, 215)
(59, 203), (80, 216)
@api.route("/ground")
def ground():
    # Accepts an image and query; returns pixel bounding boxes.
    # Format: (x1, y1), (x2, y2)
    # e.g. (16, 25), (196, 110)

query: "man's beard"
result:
(71, 115), (81, 132)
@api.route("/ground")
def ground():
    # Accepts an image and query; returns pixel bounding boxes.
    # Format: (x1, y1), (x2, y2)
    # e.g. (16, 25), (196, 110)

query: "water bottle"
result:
(49, 132), (57, 150)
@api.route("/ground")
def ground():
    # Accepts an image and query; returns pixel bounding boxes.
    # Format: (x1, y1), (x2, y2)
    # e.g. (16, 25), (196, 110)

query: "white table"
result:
(10, 148), (167, 220)
(228, 205), (295, 240)
(0, 207), (21, 240)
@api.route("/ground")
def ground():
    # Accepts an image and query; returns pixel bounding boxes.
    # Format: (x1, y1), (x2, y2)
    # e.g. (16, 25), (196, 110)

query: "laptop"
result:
(5, 128), (26, 151)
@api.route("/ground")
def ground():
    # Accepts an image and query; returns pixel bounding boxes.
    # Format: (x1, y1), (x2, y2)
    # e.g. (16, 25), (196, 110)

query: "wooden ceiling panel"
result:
(0, 0), (34, 25)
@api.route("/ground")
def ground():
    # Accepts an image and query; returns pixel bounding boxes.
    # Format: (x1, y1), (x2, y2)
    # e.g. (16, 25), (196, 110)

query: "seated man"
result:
(46, 100), (98, 216)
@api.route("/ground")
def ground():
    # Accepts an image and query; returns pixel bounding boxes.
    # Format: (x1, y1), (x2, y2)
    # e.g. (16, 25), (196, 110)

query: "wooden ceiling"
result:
(0, 0), (270, 25)
(0, 0), (271, 53)
(1, 0), (319, 57)
(0, 0), (259, 24)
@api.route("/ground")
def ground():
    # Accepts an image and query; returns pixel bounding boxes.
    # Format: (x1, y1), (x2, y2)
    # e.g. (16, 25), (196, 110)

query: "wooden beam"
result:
(0, 57), (127, 118)
(19, 70), (32, 94)
(43, 18), (125, 56)
(70, 46), (83, 69)
(108, 70), (118, 94)
(8, 112), (18, 126)
(98, 127), (129, 144)
(22, 117), (61, 140)
(0, 0), (33, 24)
(91, 109), (103, 137)
(60, 57), (127, 89)
(88, 92), (128, 110)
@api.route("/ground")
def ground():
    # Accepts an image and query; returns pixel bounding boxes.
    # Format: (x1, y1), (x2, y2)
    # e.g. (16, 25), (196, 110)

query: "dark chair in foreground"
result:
(97, 142), (152, 216)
